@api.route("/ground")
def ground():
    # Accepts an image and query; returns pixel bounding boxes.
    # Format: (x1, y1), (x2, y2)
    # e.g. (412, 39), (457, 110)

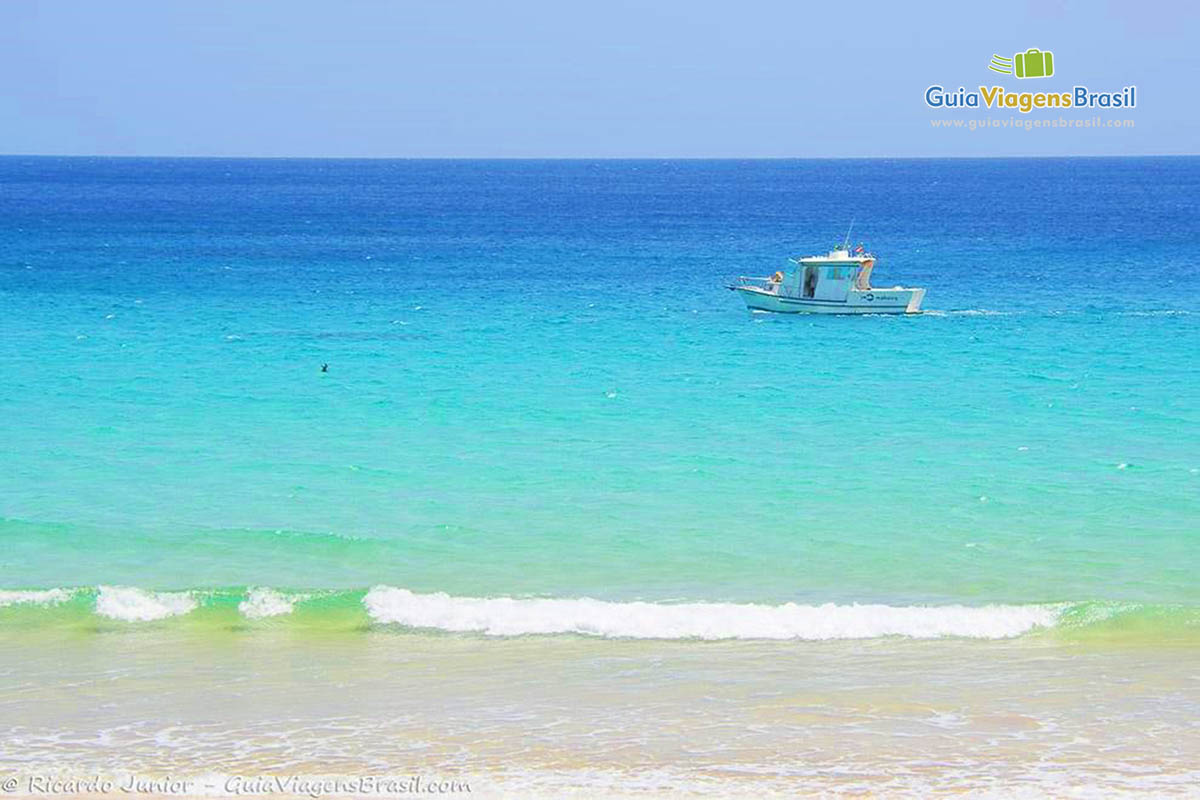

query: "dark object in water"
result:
(321, 363), (329, 373)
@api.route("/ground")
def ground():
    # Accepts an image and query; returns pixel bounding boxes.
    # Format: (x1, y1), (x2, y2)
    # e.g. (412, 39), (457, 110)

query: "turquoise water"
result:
(1, 156), (1198, 637)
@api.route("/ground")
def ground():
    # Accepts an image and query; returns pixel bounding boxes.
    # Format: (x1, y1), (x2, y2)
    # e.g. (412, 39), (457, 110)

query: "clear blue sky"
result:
(2, 0), (1196, 157)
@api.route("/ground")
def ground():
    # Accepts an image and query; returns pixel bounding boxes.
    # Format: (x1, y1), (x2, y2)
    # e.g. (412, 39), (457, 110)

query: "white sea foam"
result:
(362, 587), (1059, 640)
(95, 586), (198, 622)
(238, 587), (302, 619)
(1119, 309), (1194, 316)
(0, 589), (73, 607)
(946, 309), (1014, 316)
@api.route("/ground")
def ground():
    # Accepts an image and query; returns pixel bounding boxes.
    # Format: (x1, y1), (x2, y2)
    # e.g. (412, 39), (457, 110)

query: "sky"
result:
(1, 0), (1196, 158)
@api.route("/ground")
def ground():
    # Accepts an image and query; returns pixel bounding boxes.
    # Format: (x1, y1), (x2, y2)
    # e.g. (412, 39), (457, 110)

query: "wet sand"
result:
(2, 630), (1198, 796)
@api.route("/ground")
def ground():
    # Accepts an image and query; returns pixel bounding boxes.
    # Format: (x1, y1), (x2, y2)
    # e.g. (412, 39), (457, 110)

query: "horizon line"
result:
(0, 153), (1196, 161)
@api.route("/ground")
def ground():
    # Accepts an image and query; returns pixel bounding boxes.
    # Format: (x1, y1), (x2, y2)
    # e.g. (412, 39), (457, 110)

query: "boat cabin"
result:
(776, 247), (875, 301)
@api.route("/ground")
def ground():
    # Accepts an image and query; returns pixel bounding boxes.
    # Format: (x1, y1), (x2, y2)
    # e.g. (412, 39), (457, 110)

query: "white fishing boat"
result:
(729, 244), (925, 315)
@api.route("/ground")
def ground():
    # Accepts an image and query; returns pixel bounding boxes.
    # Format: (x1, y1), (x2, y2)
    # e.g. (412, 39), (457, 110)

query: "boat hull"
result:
(733, 286), (925, 315)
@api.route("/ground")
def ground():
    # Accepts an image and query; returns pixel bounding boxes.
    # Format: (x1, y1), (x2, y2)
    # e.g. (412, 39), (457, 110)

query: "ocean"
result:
(1, 156), (1198, 796)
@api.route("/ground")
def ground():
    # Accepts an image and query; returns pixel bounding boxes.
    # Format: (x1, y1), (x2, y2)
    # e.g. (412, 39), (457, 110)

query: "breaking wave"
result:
(238, 587), (306, 619)
(0, 588), (75, 607)
(362, 587), (1057, 639)
(0, 586), (1194, 642)
(95, 586), (198, 621)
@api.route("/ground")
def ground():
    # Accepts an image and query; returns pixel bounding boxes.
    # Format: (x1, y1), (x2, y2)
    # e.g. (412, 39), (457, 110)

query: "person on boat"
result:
(804, 268), (817, 297)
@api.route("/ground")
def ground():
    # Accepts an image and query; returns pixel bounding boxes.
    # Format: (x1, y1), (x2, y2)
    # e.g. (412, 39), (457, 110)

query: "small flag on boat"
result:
(855, 244), (864, 253)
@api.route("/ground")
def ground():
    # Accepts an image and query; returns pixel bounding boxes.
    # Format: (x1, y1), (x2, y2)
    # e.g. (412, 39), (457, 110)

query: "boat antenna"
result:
(842, 217), (855, 250)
